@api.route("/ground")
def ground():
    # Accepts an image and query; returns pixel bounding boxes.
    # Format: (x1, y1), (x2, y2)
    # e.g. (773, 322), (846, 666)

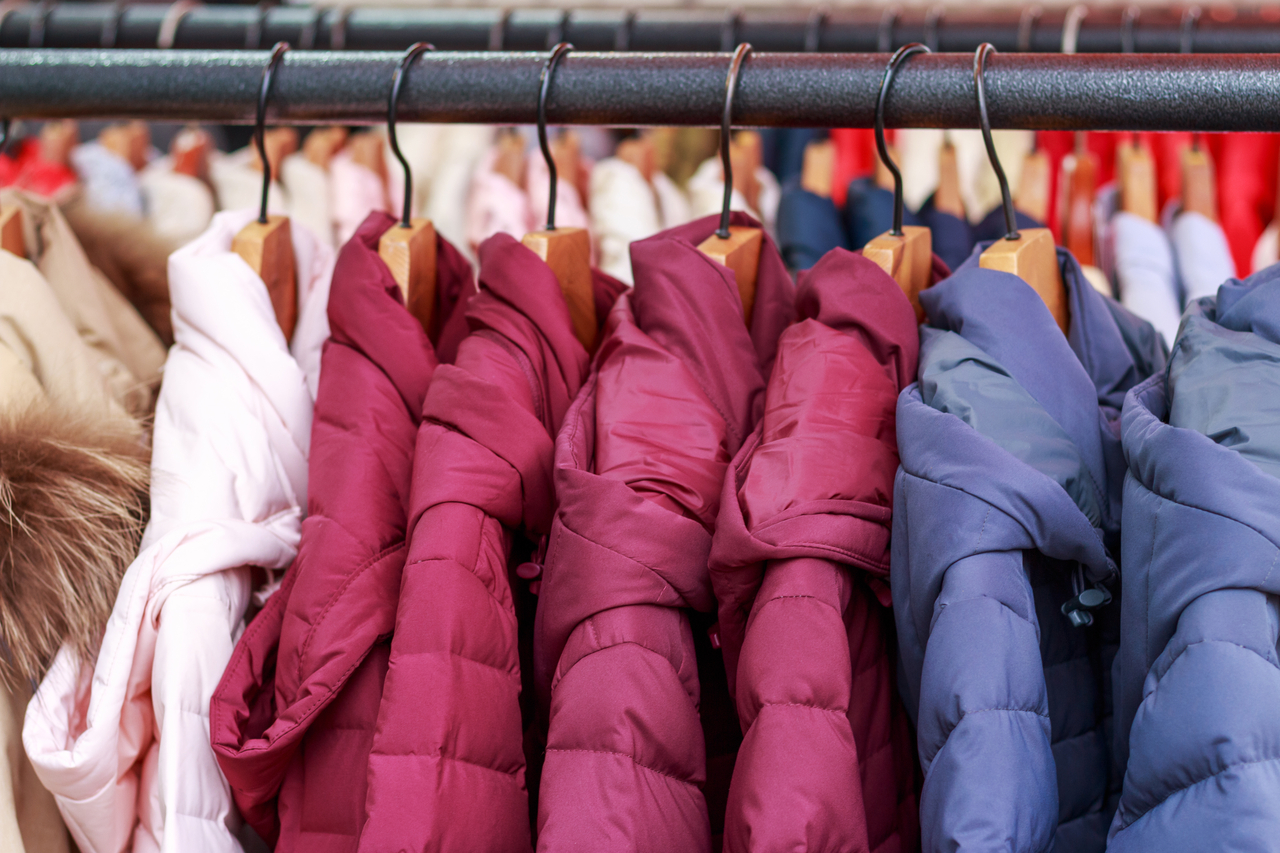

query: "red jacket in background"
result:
(533, 213), (794, 851)
(709, 248), (923, 853)
(356, 234), (624, 853)
(210, 212), (471, 851)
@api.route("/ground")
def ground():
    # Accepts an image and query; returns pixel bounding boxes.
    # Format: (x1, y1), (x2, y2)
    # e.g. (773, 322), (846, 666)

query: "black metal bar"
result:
(3, 3), (1280, 53)
(2, 49), (1279, 132)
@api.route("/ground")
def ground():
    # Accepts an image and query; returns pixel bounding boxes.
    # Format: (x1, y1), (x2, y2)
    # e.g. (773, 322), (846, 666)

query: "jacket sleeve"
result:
(1108, 587), (1280, 851)
(914, 546), (1058, 853)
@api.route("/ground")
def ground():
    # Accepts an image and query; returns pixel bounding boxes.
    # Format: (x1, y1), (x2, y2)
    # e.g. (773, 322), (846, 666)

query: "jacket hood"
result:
(711, 248), (918, 576)
(628, 212), (795, 451)
(910, 245), (1165, 568)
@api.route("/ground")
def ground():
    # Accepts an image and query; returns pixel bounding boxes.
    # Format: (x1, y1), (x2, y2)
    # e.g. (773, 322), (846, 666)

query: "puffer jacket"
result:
(1110, 268), (1280, 850)
(892, 247), (1166, 853)
(708, 248), (923, 853)
(534, 212), (794, 852)
(24, 209), (334, 853)
(1, 248), (151, 853)
(357, 235), (624, 853)
(210, 212), (473, 851)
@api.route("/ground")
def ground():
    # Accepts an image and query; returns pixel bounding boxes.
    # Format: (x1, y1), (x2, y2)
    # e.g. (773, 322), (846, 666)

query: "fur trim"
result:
(0, 404), (148, 688)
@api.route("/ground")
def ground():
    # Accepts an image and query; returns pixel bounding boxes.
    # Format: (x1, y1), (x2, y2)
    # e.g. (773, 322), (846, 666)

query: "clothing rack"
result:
(3, 2), (1280, 54)
(2, 49), (1280, 132)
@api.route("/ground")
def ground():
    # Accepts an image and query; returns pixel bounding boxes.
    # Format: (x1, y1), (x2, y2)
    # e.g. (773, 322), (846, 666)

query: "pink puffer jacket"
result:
(708, 249), (925, 853)
(357, 234), (623, 853)
(533, 213), (794, 852)
(210, 212), (472, 851)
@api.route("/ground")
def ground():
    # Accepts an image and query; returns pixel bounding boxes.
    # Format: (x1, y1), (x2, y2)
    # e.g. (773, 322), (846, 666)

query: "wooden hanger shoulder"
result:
(800, 139), (835, 199)
(380, 218), (437, 334)
(523, 226), (597, 351)
(0, 205), (24, 258)
(934, 143), (966, 220)
(1181, 146), (1217, 221)
(1119, 144), (1158, 223)
(233, 215), (298, 343)
(1014, 149), (1051, 225)
(980, 227), (1069, 334)
(863, 225), (931, 321)
(698, 225), (762, 325)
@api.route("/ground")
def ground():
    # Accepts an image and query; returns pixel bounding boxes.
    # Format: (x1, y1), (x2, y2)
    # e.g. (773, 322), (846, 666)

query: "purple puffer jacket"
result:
(533, 213), (794, 851)
(210, 212), (472, 851)
(709, 248), (925, 853)
(357, 234), (624, 853)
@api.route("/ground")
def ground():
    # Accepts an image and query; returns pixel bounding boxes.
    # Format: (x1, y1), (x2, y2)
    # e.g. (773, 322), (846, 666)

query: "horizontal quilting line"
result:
(383, 648), (520, 679)
(368, 749), (525, 778)
(544, 746), (701, 786)
(1118, 754), (1280, 832)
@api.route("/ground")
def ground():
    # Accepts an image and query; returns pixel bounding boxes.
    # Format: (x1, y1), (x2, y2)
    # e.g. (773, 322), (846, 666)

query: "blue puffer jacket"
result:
(1110, 267), (1280, 850)
(893, 247), (1166, 852)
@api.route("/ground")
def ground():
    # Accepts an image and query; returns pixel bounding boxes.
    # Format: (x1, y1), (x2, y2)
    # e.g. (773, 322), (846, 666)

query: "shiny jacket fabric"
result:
(357, 235), (624, 853)
(210, 212), (472, 851)
(1109, 270), (1280, 850)
(708, 248), (923, 853)
(534, 212), (794, 852)
(892, 248), (1165, 853)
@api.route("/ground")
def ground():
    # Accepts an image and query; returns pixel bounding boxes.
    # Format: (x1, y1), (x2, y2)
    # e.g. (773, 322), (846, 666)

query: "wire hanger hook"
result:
(876, 43), (929, 237)
(714, 42), (753, 240)
(973, 43), (1020, 242)
(537, 41), (573, 231)
(252, 41), (290, 226)
(387, 41), (434, 230)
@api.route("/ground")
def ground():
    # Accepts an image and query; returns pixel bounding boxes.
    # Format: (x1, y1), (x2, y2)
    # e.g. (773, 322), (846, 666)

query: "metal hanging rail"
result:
(3, 3), (1280, 53)
(2, 49), (1279, 132)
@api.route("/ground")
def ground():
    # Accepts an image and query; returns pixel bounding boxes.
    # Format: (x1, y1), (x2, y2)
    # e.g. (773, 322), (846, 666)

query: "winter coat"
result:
(1, 246), (153, 853)
(358, 234), (625, 853)
(534, 212), (794, 852)
(892, 247), (1166, 853)
(24, 209), (333, 853)
(588, 156), (691, 284)
(708, 248), (923, 853)
(1, 188), (166, 417)
(210, 212), (473, 851)
(1110, 269), (1280, 850)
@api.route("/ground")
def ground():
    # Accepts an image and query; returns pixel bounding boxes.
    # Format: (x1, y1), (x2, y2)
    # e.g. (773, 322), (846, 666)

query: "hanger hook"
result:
(388, 41), (434, 230)
(973, 43), (1019, 242)
(538, 41), (573, 231)
(253, 41), (290, 225)
(715, 42), (753, 240)
(876, 43), (929, 237)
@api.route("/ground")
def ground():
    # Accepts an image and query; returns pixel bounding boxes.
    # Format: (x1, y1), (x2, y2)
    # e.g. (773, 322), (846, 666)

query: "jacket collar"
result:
(628, 212), (795, 452)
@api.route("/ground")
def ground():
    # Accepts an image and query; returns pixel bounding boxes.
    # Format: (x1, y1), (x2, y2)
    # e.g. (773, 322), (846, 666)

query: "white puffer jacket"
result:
(24, 209), (334, 853)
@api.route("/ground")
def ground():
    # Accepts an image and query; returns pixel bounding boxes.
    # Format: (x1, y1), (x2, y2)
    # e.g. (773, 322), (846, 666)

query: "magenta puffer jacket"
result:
(533, 213), (794, 852)
(709, 249), (925, 853)
(357, 234), (624, 853)
(209, 212), (472, 850)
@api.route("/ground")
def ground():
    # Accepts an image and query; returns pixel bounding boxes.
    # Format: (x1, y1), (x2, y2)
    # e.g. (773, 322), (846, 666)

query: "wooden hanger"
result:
(233, 43), (298, 343)
(698, 44), (761, 325)
(1014, 146), (1051, 225)
(380, 43), (438, 334)
(799, 138), (835, 199)
(975, 44), (1069, 335)
(525, 43), (598, 349)
(171, 126), (213, 180)
(862, 44), (934, 319)
(0, 119), (25, 257)
(934, 137), (966, 219)
(1181, 141), (1217, 221)
(301, 126), (348, 170)
(1118, 139), (1158, 223)
(1059, 133), (1098, 267)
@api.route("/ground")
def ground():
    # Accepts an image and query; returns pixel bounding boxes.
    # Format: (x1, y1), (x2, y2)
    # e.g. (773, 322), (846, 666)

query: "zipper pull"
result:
(1061, 585), (1113, 628)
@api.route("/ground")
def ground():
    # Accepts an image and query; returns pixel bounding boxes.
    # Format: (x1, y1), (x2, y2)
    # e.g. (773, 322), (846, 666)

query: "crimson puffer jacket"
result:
(533, 212), (794, 852)
(708, 248), (923, 853)
(210, 212), (472, 850)
(357, 234), (624, 853)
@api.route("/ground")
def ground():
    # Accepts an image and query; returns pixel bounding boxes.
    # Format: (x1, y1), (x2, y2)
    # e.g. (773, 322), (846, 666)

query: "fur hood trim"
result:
(0, 403), (148, 688)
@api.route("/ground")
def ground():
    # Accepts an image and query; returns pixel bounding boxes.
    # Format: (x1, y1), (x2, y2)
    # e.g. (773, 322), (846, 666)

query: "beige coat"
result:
(1, 189), (166, 417)
(0, 229), (154, 853)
